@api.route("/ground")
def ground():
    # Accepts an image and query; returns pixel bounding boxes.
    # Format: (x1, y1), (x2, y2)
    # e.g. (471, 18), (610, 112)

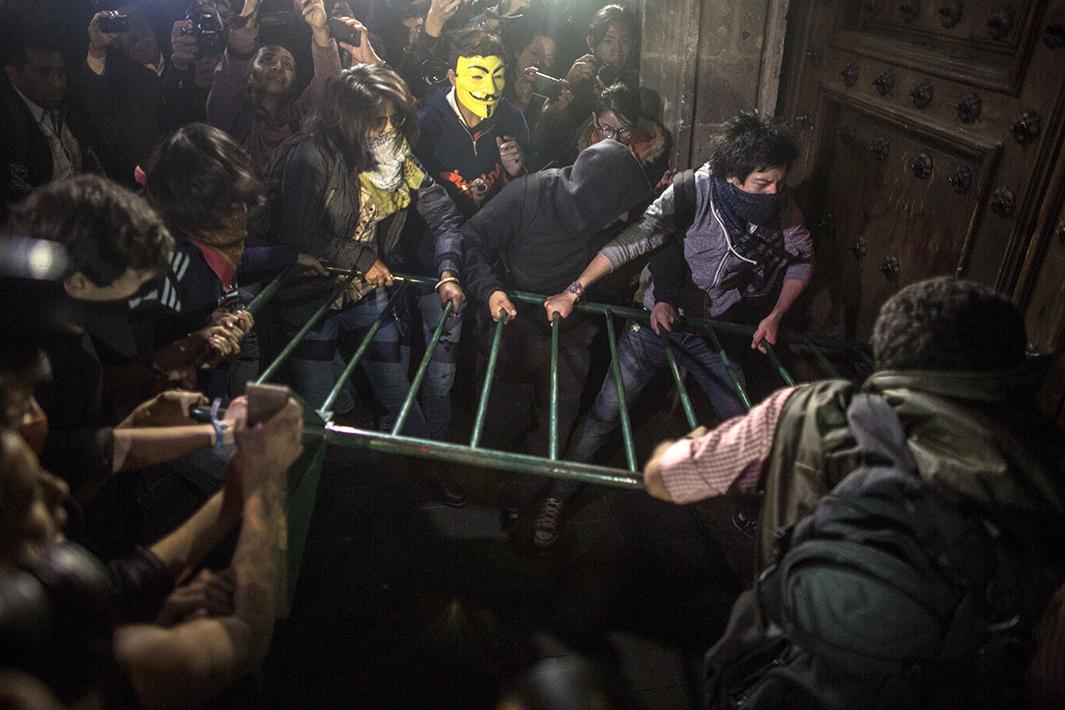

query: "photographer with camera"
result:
(166, 4), (228, 128)
(84, 2), (201, 186)
(535, 4), (638, 170)
(207, 0), (376, 178)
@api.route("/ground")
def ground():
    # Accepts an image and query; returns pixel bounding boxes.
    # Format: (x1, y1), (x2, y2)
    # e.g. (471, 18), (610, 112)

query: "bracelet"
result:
(435, 276), (460, 291)
(209, 398), (232, 447)
(565, 280), (586, 301)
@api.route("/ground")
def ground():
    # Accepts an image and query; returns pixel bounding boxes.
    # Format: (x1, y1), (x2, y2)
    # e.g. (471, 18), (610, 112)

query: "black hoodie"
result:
(461, 139), (652, 304)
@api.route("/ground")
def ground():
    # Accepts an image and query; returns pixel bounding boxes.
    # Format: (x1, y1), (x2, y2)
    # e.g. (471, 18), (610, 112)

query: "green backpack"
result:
(704, 393), (1050, 710)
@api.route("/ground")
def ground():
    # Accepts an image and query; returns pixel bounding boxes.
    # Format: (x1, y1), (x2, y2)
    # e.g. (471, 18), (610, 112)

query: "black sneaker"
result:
(533, 497), (563, 547)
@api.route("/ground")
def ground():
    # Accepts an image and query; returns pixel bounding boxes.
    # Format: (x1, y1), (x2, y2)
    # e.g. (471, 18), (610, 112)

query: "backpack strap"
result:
(845, 393), (918, 474)
(670, 168), (698, 237)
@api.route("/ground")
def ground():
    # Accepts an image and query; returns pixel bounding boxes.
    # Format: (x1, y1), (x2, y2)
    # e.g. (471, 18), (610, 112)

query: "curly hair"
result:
(145, 124), (264, 237)
(706, 111), (798, 182)
(871, 277), (1028, 372)
(307, 63), (419, 173)
(4, 175), (172, 288)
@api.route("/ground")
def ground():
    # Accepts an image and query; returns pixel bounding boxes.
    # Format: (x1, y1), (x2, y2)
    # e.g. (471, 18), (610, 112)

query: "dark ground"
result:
(251, 384), (759, 710)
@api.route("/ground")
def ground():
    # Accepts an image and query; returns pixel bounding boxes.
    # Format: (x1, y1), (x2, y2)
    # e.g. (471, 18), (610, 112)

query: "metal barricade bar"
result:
(548, 311), (560, 461)
(806, 341), (842, 378)
(762, 341), (797, 387)
(319, 282), (409, 415)
(659, 331), (700, 431)
(470, 311), (508, 448)
(326, 424), (644, 489)
(604, 310), (638, 472)
(256, 269), (360, 384)
(391, 299), (455, 435)
(701, 323), (753, 412)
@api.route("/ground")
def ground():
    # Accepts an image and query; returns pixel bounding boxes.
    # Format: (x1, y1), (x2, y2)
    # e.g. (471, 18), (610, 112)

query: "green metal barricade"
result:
(231, 269), (873, 599)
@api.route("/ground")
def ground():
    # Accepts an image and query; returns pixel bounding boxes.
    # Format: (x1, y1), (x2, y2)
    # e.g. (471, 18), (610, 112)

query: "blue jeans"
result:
(399, 290), (464, 441)
(551, 320), (748, 502)
(288, 288), (428, 437)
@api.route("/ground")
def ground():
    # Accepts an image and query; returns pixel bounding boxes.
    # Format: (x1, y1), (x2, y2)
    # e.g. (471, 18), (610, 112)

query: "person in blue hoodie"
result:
(415, 27), (530, 219)
(407, 27), (529, 445)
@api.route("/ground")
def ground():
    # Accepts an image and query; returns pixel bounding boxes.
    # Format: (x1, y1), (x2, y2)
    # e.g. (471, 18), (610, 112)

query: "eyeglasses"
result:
(594, 120), (633, 142)
(371, 113), (406, 131)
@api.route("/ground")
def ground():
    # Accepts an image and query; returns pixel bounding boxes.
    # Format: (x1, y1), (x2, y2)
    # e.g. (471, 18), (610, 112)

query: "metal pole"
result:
(659, 331), (699, 430)
(604, 312), (637, 472)
(319, 282), (408, 414)
(245, 271), (287, 317)
(256, 269), (360, 384)
(470, 311), (508, 448)
(548, 311), (560, 461)
(327, 424), (644, 489)
(702, 324), (753, 412)
(391, 300), (454, 436)
(762, 341), (797, 387)
(807, 342), (842, 378)
(395, 274), (871, 366)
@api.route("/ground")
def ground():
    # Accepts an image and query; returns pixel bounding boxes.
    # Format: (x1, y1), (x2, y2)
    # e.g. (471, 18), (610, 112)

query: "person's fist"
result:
(497, 135), (525, 177)
(364, 259), (394, 288)
(170, 20), (198, 69)
(88, 11), (122, 55)
(649, 302), (678, 335)
(488, 290), (517, 322)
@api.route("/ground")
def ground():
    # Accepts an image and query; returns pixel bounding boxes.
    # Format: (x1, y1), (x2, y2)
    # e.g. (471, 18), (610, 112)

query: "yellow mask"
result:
(453, 55), (506, 120)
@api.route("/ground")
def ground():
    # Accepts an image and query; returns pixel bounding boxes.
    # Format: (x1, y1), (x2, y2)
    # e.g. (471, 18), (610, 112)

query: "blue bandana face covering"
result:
(713, 178), (788, 232)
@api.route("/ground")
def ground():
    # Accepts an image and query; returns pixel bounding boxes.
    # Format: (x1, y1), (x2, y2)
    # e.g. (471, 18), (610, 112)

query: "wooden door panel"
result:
(778, 0), (1065, 341)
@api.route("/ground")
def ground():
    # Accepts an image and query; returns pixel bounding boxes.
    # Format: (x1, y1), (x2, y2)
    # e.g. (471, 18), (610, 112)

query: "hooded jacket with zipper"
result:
(415, 86), (530, 218)
(461, 139), (652, 307)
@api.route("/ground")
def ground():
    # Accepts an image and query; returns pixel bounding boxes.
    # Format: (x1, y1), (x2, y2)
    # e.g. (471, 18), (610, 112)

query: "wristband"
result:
(565, 280), (586, 301)
(209, 398), (233, 447)
(435, 276), (460, 291)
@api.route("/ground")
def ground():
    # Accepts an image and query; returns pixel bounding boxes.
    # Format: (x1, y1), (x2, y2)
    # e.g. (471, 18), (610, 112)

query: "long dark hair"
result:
(145, 124), (263, 236)
(307, 64), (418, 173)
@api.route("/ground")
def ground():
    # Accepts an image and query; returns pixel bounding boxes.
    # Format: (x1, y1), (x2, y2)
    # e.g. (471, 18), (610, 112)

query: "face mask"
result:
(454, 55), (506, 120)
(718, 179), (787, 227)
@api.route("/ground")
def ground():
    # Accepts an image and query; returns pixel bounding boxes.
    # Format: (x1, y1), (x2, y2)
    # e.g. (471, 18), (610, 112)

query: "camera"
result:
(183, 8), (227, 55)
(99, 13), (129, 33)
(328, 17), (362, 48)
(533, 71), (565, 101)
(595, 63), (617, 88)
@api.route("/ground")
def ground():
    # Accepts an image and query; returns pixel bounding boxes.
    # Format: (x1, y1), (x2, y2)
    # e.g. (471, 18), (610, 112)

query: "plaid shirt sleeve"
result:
(657, 386), (801, 503)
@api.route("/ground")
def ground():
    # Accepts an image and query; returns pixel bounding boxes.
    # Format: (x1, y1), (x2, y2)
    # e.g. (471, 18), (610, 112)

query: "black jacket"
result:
(0, 80), (98, 210)
(461, 139), (652, 304)
(260, 135), (464, 322)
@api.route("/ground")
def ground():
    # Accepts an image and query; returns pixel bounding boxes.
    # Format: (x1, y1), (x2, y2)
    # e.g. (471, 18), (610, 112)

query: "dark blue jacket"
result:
(415, 87), (530, 218)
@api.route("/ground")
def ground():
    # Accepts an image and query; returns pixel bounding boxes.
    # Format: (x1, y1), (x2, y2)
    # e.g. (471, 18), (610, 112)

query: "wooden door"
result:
(776, 0), (1065, 341)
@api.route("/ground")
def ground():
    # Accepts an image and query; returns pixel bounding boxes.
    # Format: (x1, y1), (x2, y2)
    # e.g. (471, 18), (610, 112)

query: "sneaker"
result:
(533, 497), (563, 548)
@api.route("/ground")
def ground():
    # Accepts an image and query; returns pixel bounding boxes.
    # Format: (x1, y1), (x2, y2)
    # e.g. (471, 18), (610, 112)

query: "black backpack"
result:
(704, 393), (1042, 710)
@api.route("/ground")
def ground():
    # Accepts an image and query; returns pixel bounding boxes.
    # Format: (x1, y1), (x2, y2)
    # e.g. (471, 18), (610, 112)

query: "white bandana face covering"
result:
(363, 131), (406, 190)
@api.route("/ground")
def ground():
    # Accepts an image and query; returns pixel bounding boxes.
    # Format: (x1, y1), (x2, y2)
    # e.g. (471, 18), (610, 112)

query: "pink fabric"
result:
(189, 240), (236, 291)
(658, 386), (800, 503)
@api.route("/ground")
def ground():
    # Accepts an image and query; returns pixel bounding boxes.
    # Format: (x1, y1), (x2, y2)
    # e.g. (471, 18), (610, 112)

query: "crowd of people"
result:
(0, 0), (1063, 708)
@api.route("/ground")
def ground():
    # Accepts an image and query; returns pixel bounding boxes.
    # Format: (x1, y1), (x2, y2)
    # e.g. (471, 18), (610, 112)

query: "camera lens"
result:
(596, 65), (617, 87)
